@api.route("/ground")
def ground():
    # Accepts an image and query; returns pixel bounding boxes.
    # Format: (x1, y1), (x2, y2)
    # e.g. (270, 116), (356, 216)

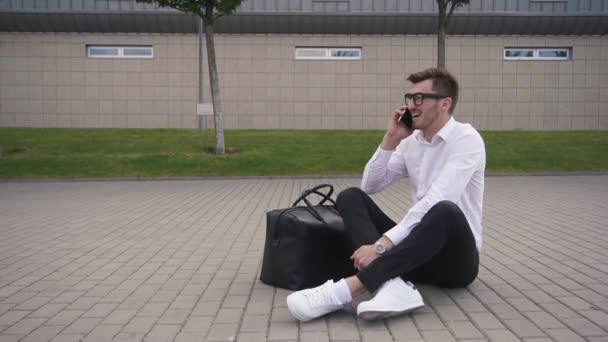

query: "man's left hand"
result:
(350, 244), (379, 270)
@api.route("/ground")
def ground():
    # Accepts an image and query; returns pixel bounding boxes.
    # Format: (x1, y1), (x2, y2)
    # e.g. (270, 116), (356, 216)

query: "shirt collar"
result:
(414, 116), (457, 144)
(436, 116), (457, 142)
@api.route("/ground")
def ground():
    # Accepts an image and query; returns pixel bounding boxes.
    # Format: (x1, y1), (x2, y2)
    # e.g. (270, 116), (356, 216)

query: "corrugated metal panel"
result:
(1, 11), (607, 34)
(3, 0), (607, 12)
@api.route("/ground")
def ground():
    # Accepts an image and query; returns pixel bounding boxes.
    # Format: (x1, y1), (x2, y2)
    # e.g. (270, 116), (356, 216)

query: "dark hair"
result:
(407, 68), (459, 113)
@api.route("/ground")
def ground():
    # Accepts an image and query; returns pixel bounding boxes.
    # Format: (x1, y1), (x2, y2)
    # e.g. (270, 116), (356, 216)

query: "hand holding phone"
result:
(399, 109), (413, 129)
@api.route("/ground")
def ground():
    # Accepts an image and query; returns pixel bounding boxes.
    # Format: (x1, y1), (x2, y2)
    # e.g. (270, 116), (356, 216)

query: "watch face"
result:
(375, 243), (386, 254)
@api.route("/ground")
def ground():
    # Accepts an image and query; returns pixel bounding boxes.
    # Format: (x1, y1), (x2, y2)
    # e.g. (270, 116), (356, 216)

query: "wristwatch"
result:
(374, 241), (387, 255)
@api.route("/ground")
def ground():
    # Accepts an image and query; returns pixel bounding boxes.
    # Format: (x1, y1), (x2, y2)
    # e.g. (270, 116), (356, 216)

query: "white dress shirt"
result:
(361, 117), (486, 251)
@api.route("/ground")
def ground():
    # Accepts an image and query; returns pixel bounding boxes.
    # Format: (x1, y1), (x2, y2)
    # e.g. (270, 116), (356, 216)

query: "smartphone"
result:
(399, 109), (413, 129)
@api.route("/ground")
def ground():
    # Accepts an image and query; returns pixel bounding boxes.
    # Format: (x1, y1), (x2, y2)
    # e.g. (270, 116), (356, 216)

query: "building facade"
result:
(1, 0), (607, 130)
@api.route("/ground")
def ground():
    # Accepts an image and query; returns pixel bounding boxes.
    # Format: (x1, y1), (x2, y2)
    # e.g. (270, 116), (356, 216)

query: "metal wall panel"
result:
(591, 0), (603, 11)
(421, 0), (433, 12)
(2, 0), (608, 13)
(469, 0), (483, 12)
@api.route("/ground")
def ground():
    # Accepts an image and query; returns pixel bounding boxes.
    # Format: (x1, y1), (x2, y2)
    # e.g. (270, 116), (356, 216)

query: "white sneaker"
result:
(286, 280), (345, 321)
(357, 278), (424, 320)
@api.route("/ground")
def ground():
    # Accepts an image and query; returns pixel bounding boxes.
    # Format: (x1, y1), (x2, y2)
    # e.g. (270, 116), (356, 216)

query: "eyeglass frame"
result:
(404, 92), (448, 107)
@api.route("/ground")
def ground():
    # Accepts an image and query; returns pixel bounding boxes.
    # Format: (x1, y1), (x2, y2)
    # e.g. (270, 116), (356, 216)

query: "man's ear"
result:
(442, 97), (453, 113)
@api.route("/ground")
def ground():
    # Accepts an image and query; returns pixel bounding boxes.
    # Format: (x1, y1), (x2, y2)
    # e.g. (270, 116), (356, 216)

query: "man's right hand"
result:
(381, 106), (412, 151)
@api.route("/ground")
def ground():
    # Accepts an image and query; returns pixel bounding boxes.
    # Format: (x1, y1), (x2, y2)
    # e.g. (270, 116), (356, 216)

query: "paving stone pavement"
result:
(1, 176), (607, 342)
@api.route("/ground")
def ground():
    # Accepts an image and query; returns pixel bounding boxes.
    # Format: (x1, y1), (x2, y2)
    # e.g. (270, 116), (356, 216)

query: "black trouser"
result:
(336, 187), (479, 293)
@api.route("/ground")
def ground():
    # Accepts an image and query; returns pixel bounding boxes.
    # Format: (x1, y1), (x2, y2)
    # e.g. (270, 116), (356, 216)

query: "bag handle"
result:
(290, 184), (337, 224)
(271, 184), (336, 247)
(291, 184), (337, 208)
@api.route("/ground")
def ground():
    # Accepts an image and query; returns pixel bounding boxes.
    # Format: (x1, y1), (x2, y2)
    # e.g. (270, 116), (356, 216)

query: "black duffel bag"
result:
(260, 184), (356, 290)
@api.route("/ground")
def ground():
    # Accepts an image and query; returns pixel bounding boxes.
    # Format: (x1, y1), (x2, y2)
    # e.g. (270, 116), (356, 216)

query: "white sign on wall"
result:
(197, 103), (214, 116)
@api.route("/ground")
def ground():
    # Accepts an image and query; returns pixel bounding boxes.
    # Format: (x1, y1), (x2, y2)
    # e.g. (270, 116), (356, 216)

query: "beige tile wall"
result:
(1, 32), (607, 130)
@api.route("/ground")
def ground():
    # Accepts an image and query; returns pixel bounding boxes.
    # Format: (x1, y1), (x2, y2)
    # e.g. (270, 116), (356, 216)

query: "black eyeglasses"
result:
(404, 93), (448, 106)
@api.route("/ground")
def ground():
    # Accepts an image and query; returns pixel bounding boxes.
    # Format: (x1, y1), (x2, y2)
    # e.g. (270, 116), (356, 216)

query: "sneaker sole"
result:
(286, 296), (314, 322)
(286, 296), (345, 322)
(358, 301), (425, 320)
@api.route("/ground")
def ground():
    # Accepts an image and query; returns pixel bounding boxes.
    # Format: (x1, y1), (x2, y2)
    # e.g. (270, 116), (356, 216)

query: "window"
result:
(87, 45), (154, 59)
(504, 47), (571, 61)
(295, 47), (361, 60)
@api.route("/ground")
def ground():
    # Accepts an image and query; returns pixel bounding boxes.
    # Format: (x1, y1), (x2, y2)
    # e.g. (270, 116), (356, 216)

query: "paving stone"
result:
(445, 321), (484, 339)
(156, 309), (190, 325)
(326, 321), (358, 340)
(82, 303), (118, 318)
(300, 331), (330, 342)
(240, 315), (269, 332)
(83, 324), (123, 341)
(182, 315), (213, 334)
(356, 318), (387, 331)
(543, 328), (586, 342)
(122, 317), (157, 333)
(587, 337), (608, 342)
(237, 332), (268, 342)
(487, 303), (525, 320)
(561, 317), (606, 337)
(63, 317), (103, 334)
(299, 318), (328, 332)
(0, 310), (32, 326)
(214, 308), (243, 324)
(205, 323), (238, 341)
(484, 329), (520, 341)
(143, 324), (181, 342)
(434, 305), (468, 322)
(2, 317), (46, 335)
(192, 301), (221, 316)
(502, 319), (545, 338)
(469, 312), (505, 330)
(28, 304), (68, 319)
(0, 334), (25, 342)
(21, 325), (66, 342)
(136, 303), (169, 318)
(15, 296), (52, 311)
(173, 332), (206, 342)
(413, 313), (446, 330)
(2, 177), (608, 342)
(268, 322), (298, 341)
(361, 330), (394, 342)
(50, 334), (84, 342)
(538, 302), (580, 319)
(522, 311), (564, 329)
(46, 311), (84, 326)
(271, 307), (296, 323)
(113, 332), (145, 342)
(420, 330), (456, 342)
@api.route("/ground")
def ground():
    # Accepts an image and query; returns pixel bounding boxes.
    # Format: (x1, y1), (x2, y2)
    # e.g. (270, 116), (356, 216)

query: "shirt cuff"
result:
(383, 228), (402, 247)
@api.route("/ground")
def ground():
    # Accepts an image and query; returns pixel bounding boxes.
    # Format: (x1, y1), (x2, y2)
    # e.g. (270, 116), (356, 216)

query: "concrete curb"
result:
(1, 172), (607, 183)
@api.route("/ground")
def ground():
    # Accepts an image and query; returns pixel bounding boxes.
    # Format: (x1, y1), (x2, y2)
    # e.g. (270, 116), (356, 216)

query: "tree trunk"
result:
(437, 1), (447, 68)
(203, 17), (225, 155)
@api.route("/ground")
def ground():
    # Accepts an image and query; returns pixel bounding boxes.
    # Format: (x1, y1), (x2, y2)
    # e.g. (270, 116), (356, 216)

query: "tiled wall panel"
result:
(0, 32), (607, 130)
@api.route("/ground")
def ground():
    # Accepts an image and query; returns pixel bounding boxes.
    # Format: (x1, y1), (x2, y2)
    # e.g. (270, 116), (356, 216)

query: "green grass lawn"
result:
(0, 128), (606, 178)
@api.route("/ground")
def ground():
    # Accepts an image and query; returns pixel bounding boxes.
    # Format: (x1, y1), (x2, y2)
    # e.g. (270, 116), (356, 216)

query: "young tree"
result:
(436, 0), (469, 68)
(137, 0), (243, 154)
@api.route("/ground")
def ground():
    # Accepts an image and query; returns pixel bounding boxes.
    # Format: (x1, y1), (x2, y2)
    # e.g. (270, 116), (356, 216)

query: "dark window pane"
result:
(89, 47), (118, 56)
(331, 50), (360, 57)
(505, 50), (533, 58)
(539, 50), (567, 58)
(124, 48), (152, 56)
